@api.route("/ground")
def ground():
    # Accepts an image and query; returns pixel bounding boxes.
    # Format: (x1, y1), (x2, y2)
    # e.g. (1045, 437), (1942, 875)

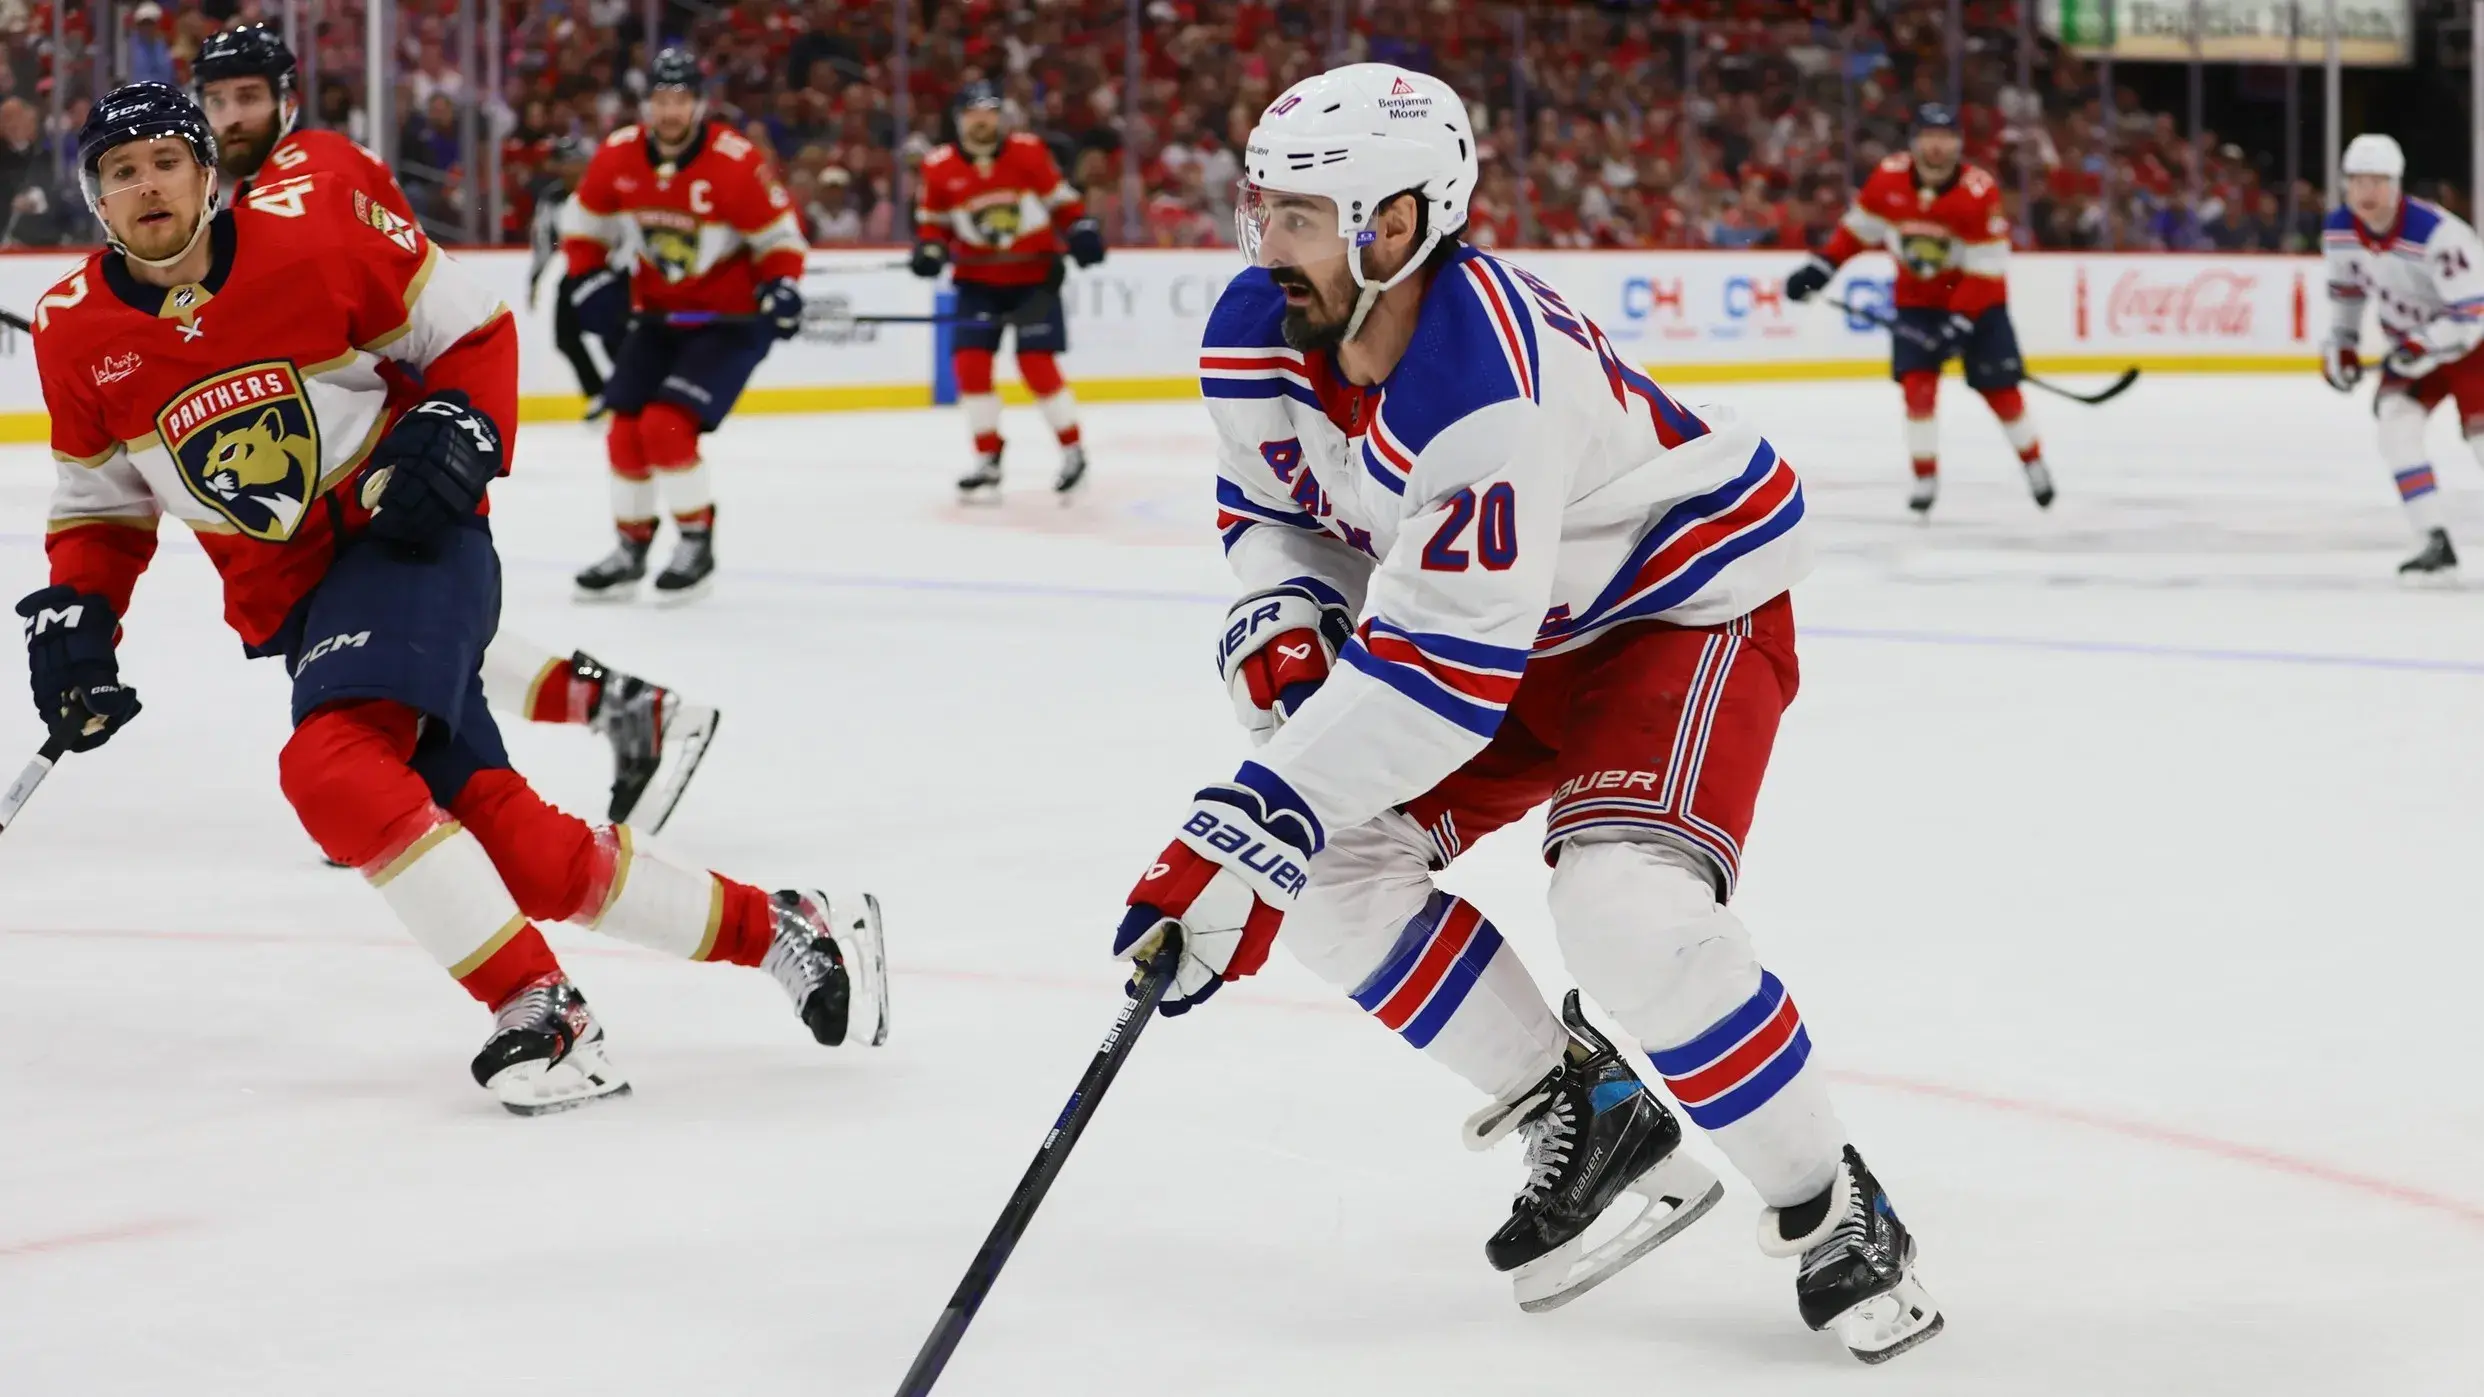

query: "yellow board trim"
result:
(369, 818), (463, 887)
(0, 353), (2321, 443)
(448, 913), (529, 981)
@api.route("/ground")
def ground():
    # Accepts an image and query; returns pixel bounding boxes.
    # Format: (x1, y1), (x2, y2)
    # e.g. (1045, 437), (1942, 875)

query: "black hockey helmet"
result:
(193, 22), (298, 100)
(1911, 102), (1959, 133)
(79, 82), (218, 185)
(954, 80), (1002, 114)
(549, 133), (594, 164)
(648, 46), (703, 94)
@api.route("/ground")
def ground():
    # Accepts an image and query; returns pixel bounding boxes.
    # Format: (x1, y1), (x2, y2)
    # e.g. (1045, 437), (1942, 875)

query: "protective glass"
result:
(1236, 181), (1357, 274)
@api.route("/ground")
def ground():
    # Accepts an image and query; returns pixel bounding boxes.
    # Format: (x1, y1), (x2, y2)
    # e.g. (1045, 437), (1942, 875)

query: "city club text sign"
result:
(2043, 0), (2412, 66)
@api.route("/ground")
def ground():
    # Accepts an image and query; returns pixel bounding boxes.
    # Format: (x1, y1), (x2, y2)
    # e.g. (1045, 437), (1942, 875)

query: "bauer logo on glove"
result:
(1112, 766), (1324, 1015)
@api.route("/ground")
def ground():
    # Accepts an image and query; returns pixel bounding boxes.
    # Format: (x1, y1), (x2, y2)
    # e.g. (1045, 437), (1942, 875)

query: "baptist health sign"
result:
(2043, 0), (2412, 66)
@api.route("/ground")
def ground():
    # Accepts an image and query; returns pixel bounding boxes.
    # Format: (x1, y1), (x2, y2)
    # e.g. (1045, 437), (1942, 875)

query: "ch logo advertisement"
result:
(1616, 269), (1889, 341)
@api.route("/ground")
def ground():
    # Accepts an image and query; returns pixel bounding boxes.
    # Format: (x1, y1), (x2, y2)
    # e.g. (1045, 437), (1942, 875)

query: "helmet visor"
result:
(1236, 181), (1355, 274)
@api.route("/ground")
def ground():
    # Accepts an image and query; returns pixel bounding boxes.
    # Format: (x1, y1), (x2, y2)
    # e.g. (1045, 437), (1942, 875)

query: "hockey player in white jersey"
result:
(2322, 133), (2484, 577)
(1109, 64), (1940, 1363)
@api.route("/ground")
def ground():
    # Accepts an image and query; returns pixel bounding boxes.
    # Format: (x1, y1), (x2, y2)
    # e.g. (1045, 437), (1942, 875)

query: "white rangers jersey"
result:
(2323, 197), (2484, 367)
(1202, 246), (1811, 848)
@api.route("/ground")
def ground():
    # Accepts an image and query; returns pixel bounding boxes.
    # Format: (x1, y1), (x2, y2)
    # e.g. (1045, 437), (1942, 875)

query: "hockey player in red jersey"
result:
(192, 22), (719, 830)
(24, 84), (886, 1115)
(911, 81), (1105, 498)
(1786, 104), (2054, 516)
(560, 46), (809, 603)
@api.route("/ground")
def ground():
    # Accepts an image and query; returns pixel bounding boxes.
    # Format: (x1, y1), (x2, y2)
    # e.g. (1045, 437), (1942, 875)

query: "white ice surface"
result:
(1, 376), (2479, 1396)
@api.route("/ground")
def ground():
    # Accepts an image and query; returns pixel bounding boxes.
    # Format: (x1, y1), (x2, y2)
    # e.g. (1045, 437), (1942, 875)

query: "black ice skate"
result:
(958, 444), (1004, 501)
(1907, 471), (1938, 517)
(1054, 443), (1089, 498)
(2023, 458), (2057, 509)
(652, 528), (715, 606)
(1467, 991), (1724, 1312)
(1758, 1145), (1943, 1364)
(574, 534), (650, 603)
(2398, 527), (2458, 580)
(470, 975), (630, 1116)
(573, 651), (720, 832)
(765, 889), (890, 1047)
(582, 393), (608, 422)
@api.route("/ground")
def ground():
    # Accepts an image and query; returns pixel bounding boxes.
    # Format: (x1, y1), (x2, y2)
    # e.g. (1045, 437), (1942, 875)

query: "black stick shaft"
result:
(893, 941), (1180, 1396)
(0, 736), (67, 837)
(1822, 296), (2138, 405)
(0, 306), (29, 333)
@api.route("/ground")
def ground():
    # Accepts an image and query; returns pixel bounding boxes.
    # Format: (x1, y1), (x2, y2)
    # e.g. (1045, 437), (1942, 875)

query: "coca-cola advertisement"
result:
(2070, 259), (2313, 348)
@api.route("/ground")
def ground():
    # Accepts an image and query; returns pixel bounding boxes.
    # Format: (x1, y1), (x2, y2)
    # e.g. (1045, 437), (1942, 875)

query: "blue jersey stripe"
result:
(1339, 640), (1505, 738)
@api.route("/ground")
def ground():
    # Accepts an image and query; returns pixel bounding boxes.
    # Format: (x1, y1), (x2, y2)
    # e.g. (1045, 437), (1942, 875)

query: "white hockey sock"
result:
(1998, 409), (2042, 461)
(654, 460), (714, 526)
(1341, 891), (1567, 1103)
(610, 472), (657, 527)
(1035, 388), (1080, 445)
(1551, 839), (1846, 1207)
(1904, 415), (1939, 473)
(2377, 393), (2446, 535)
(963, 391), (1003, 447)
(366, 813), (532, 980)
(478, 632), (572, 720)
(582, 827), (728, 961)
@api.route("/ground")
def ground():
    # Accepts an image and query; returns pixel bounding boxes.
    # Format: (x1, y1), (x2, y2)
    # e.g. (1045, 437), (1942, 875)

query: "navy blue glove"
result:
(16, 585), (139, 752)
(757, 277), (804, 340)
(1784, 256), (1831, 303)
(908, 240), (946, 279)
(1937, 311), (1977, 357)
(363, 390), (503, 552)
(564, 268), (629, 340)
(1064, 215), (1105, 268)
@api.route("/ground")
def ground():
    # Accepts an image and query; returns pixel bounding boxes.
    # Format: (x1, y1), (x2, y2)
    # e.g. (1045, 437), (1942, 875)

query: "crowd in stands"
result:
(0, 0), (2455, 253)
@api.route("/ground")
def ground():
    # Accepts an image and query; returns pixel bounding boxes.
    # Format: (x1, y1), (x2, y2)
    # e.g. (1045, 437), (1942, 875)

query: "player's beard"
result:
(116, 197), (202, 263)
(1271, 265), (1351, 353)
(217, 119), (277, 184)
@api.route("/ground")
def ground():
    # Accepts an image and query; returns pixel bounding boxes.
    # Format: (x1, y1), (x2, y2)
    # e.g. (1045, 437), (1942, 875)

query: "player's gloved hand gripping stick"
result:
(5, 584), (135, 839)
(892, 932), (1182, 1396)
(1822, 294), (2141, 406)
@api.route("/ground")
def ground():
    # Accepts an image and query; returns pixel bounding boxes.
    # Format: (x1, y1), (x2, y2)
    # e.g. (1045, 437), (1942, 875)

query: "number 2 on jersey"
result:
(1422, 483), (1517, 572)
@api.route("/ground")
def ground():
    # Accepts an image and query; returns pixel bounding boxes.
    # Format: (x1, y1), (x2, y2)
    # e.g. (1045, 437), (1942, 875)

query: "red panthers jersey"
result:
(914, 134), (1084, 288)
(559, 119), (807, 315)
(248, 127), (413, 222)
(36, 172), (516, 650)
(1820, 155), (2010, 316)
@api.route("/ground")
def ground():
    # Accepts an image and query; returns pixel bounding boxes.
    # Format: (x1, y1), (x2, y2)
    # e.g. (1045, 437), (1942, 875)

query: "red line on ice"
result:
(0, 1217), (192, 1260)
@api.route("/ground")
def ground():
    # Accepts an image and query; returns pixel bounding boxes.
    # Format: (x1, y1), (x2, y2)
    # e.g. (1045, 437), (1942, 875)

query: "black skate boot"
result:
(958, 444), (1004, 501)
(1907, 470), (1938, 517)
(582, 393), (608, 422)
(652, 527), (714, 606)
(1053, 443), (1088, 498)
(2398, 527), (2457, 580)
(1468, 991), (1724, 1312)
(2023, 458), (2057, 509)
(573, 651), (720, 832)
(574, 533), (650, 603)
(470, 975), (631, 1116)
(1759, 1145), (1944, 1364)
(764, 889), (890, 1047)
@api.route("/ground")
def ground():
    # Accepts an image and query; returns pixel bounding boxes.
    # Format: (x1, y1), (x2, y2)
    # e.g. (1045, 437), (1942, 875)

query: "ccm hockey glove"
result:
(17, 585), (140, 752)
(364, 390), (504, 552)
(1217, 580), (1355, 744)
(1113, 767), (1323, 1015)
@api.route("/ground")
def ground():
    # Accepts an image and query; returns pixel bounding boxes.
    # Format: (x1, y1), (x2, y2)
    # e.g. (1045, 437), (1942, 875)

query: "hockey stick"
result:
(0, 736), (67, 839)
(893, 932), (1184, 1397)
(801, 257), (915, 275)
(1823, 296), (2142, 406)
(0, 306), (29, 334)
(655, 303), (1047, 331)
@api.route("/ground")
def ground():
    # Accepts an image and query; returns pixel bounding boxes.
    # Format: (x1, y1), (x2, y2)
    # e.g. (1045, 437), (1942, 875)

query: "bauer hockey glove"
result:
(363, 390), (504, 553)
(1064, 215), (1106, 268)
(1784, 256), (1831, 303)
(908, 240), (946, 279)
(1113, 770), (1321, 1015)
(757, 277), (804, 340)
(1217, 580), (1354, 745)
(2322, 341), (2363, 393)
(17, 585), (140, 753)
(2384, 335), (2453, 383)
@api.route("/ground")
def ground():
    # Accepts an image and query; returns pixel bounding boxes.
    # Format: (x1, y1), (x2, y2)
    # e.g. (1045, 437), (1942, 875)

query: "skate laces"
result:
(1514, 1094), (1580, 1205)
(1796, 1191), (1870, 1281)
(762, 901), (840, 998)
(492, 977), (568, 1034)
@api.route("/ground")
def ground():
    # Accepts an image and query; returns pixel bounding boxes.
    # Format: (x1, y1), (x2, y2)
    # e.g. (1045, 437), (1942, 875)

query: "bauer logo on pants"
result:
(156, 360), (323, 542)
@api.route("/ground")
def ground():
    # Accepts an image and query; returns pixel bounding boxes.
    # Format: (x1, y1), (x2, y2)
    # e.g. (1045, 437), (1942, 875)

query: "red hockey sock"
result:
(1900, 370), (1940, 417)
(525, 661), (602, 725)
(953, 347), (995, 395)
(705, 878), (778, 967)
(606, 412), (650, 479)
(639, 402), (700, 471)
(450, 768), (611, 925)
(281, 702), (562, 1005)
(1016, 350), (1063, 397)
(1980, 385), (2026, 421)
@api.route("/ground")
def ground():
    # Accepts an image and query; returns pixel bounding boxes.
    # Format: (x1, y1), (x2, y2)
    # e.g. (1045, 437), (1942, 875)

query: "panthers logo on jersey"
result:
(1896, 224), (1956, 281)
(635, 208), (702, 283)
(968, 199), (1026, 248)
(156, 361), (324, 541)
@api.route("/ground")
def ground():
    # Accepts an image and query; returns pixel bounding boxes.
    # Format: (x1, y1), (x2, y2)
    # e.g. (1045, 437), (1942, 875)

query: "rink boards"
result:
(0, 246), (2334, 438)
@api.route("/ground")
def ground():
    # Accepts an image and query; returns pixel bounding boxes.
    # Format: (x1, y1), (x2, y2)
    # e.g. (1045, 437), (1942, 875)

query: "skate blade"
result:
(486, 1049), (632, 1117)
(957, 487), (1003, 505)
(636, 705), (720, 835)
(842, 892), (891, 1047)
(573, 583), (642, 605)
(1834, 1273), (1944, 1364)
(2397, 568), (2461, 589)
(650, 575), (715, 608)
(1512, 1153), (1724, 1313)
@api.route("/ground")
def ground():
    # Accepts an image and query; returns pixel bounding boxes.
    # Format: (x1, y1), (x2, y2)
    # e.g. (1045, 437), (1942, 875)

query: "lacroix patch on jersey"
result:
(156, 361), (323, 541)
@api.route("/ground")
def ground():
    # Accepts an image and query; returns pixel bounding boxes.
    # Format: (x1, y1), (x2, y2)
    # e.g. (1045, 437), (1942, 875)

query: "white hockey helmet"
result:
(1237, 63), (1477, 339)
(2342, 133), (2405, 182)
